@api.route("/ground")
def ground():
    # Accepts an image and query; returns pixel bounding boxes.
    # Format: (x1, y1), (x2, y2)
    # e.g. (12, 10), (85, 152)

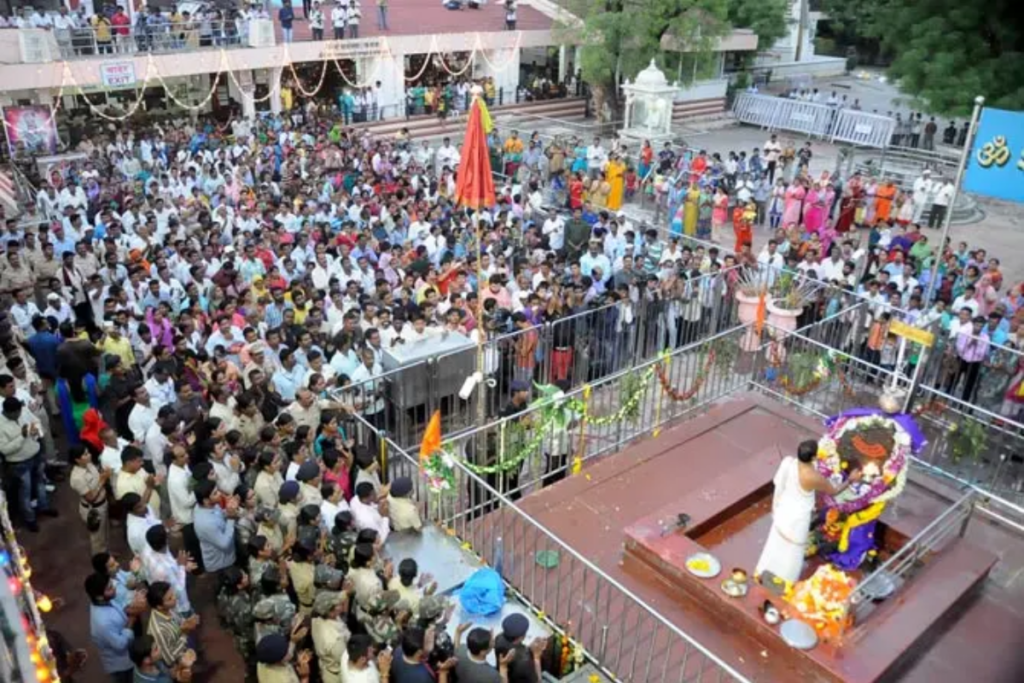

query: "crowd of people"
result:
(0, 0), (520, 54)
(639, 131), (1023, 414)
(0, 79), (1021, 683)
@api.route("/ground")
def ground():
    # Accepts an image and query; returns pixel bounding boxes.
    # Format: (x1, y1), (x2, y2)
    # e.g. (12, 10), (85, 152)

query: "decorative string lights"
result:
(5, 31), (524, 135)
(0, 492), (60, 683)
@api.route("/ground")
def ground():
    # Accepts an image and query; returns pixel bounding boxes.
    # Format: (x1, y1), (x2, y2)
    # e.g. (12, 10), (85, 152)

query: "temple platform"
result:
(623, 452), (997, 682)
(467, 394), (1024, 682)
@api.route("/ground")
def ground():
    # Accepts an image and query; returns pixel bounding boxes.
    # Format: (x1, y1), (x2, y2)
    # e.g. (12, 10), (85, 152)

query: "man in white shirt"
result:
(124, 492), (161, 557)
(436, 138), (459, 174)
(586, 137), (606, 179)
(542, 212), (565, 252)
(763, 134), (782, 183)
(350, 482), (390, 543)
(911, 170), (934, 224)
(128, 385), (164, 443)
(929, 178), (955, 230)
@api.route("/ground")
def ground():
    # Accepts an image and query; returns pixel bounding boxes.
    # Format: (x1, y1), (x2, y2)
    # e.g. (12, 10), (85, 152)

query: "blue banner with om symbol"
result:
(963, 107), (1024, 203)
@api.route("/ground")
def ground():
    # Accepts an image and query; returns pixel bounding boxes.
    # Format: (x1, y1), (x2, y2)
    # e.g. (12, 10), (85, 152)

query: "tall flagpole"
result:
(902, 95), (984, 412)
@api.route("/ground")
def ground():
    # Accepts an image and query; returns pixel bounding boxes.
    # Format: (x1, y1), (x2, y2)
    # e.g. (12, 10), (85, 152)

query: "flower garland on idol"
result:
(816, 414), (911, 514)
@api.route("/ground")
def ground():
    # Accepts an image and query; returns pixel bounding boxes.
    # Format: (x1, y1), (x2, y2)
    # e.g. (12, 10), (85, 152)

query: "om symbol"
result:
(976, 136), (1011, 168)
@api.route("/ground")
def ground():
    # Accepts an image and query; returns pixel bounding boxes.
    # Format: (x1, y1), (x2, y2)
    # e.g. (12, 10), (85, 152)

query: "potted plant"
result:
(767, 277), (819, 338)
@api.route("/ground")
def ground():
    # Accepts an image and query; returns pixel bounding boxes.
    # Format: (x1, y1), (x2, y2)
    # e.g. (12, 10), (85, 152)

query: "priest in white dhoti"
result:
(755, 441), (861, 584)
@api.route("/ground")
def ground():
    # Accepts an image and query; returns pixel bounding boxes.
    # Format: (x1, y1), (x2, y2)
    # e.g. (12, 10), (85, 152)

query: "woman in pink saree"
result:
(782, 179), (805, 228)
(803, 182), (826, 234)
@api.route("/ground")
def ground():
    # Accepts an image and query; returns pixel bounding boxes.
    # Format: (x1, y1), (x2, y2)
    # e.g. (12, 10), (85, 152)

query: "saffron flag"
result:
(420, 409), (442, 461)
(453, 96), (497, 210)
(754, 291), (767, 336)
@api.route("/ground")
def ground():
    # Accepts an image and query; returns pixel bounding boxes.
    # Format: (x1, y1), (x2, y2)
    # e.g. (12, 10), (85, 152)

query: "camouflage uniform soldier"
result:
(325, 510), (358, 572)
(362, 589), (401, 649)
(217, 567), (256, 666)
(254, 565), (297, 643)
(247, 535), (275, 586)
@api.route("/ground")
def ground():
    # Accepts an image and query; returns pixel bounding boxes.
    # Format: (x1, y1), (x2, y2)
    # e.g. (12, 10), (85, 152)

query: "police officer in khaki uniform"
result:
(69, 443), (109, 554)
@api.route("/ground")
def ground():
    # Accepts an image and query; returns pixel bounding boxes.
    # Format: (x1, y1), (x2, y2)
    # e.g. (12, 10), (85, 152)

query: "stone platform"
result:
(623, 450), (997, 682)
(466, 394), (1024, 682)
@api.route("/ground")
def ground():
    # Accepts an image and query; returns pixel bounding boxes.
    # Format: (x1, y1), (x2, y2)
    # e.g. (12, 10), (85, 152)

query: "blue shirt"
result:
(193, 505), (236, 572)
(90, 602), (134, 673)
(27, 331), (61, 377)
(279, 7), (294, 28)
(272, 363), (307, 402)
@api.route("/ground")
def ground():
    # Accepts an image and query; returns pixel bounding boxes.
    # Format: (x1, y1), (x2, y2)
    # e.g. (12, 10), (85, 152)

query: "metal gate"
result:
(732, 93), (895, 149)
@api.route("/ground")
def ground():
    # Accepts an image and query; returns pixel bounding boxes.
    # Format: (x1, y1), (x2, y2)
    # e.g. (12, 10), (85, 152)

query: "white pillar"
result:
(269, 66), (283, 115)
(558, 45), (568, 82)
(373, 53), (406, 119)
(487, 47), (520, 104)
(242, 90), (256, 119)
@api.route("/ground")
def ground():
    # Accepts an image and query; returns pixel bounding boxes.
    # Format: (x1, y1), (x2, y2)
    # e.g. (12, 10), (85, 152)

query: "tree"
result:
(560, 0), (787, 118)
(820, 0), (1024, 115)
(727, 0), (789, 49)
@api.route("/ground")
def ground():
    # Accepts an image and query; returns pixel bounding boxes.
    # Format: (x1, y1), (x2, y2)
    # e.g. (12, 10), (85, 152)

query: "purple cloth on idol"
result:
(824, 408), (927, 454)
(827, 518), (879, 571)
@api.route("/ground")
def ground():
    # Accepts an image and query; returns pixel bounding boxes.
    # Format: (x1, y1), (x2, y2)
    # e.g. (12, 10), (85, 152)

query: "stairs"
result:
(672, 97), (728, 123)
(354, 97), (588, 142)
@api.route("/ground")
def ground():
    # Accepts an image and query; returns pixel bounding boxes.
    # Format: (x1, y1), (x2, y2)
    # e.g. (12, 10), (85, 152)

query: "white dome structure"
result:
(633, 59), (669, 89)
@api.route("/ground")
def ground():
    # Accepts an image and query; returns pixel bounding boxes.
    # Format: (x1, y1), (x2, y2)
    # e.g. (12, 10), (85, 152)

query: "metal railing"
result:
(334, 266), (744, 451)
(732, 93), (895, 149)
(438, 323), (751, 504)
(846, 490), (976, 628)
(357, 332), (753, 683)
(53, 19), (249, 59)
(749, 311), (1024, 504)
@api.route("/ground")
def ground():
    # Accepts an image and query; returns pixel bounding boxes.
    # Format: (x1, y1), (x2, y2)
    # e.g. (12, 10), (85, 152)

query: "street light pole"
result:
(902, 95), (985, 412)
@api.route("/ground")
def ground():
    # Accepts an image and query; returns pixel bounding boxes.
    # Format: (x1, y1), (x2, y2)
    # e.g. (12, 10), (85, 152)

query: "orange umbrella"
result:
(453, 95), (496, 210)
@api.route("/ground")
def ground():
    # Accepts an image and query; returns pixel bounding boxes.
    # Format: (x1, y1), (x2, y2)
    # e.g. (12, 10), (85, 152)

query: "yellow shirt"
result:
(288, 560), (316, 614)
(503, 138), (524, 155)
(115, 469), (160, 515)
(312, 617), (349, 682)
(387, 497), (422, 532)
(98, 335), (135, 368)
(257, 663), (300, 683)
(387, 578), (421, 613)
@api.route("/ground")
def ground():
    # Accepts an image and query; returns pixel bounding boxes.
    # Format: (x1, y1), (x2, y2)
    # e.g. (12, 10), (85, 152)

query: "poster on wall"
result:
(3, 105), (58, 155)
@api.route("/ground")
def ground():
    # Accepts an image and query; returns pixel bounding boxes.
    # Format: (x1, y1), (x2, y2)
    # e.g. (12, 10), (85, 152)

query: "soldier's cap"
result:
(253, 600), (277, 621)
(502, 613), (530, 640)
(365, 589), (401, 615)
(313, 590), (345, 617)
(296, 460), (320, 482)
(279, 480), (300, 503)
(390, 476), (413, 498)
(255, 633), (289, 664)
(418, 594), (448, 622)
(365, 613), (399, 645)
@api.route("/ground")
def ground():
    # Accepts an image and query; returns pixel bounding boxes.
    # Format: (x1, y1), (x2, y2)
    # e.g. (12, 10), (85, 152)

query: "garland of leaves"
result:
(422, 340), (738, 492)
(567, 366), (658, 427)
(461, 412), (559, 476)
(768, 345), (855, 398)
(422, 450), (457, 493)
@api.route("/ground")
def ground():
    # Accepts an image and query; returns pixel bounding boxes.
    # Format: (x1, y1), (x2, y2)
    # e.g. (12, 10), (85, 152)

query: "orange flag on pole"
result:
(420, 409), (442, 462)
(754, 291), (767, 336)
(453, 94), (496, 210)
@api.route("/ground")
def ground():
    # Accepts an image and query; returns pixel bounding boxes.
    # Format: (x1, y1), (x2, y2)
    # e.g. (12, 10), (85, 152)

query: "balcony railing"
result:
(50, 21), (248, 58)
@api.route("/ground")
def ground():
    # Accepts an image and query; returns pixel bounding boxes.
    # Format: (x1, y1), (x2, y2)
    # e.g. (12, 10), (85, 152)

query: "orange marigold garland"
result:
(656, 350), (716, 402)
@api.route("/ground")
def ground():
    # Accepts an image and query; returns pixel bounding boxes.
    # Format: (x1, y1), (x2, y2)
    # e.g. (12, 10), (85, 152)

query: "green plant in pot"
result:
(948, 419), (988, 464)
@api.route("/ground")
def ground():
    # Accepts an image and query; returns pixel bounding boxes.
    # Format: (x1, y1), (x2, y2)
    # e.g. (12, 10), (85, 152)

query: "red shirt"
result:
(111, 13), (130, 35)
